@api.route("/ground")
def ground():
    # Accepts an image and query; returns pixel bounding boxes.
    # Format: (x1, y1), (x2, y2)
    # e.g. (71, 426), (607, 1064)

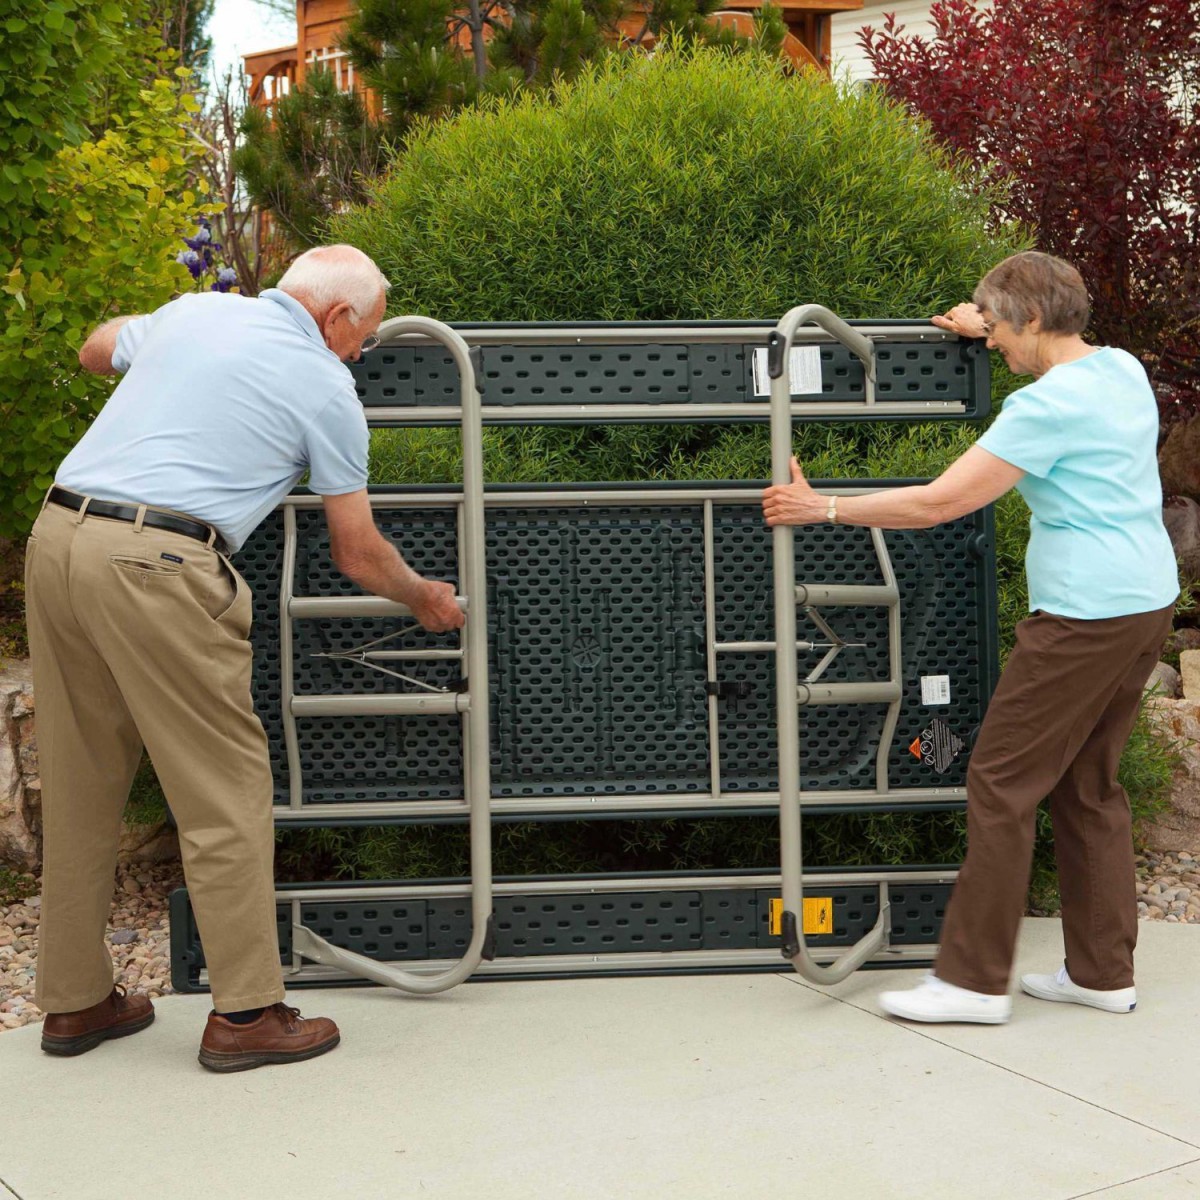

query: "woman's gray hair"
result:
(277, 244), (391, 322)
(973, 251), (1090, 335)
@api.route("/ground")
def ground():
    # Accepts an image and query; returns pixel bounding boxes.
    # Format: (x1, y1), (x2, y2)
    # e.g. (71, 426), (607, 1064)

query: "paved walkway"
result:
(2, 917), (1199, 1200)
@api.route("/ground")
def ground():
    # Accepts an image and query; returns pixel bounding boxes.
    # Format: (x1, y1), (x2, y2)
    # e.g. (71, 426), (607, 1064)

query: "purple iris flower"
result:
(183, 224), (212, 252)
(211, 266), (238, 293)
(176, 249), (203, 279)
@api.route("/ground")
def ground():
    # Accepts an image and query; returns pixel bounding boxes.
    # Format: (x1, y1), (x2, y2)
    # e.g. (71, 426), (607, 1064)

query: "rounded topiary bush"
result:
(334, 44), (1024, 323)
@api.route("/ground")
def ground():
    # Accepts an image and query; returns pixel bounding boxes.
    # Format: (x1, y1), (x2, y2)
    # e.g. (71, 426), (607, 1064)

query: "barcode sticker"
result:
(921, 675), (951, 705)
(752, 346), (823, 396)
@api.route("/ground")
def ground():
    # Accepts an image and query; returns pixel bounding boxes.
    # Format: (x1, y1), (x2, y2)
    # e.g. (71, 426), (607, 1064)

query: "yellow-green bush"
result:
(0, 1), (205, 539)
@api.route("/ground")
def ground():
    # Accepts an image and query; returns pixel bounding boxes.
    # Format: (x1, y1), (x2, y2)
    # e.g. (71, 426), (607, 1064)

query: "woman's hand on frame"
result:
(762, 457), (827, 527)
(932, 302), (990, 339)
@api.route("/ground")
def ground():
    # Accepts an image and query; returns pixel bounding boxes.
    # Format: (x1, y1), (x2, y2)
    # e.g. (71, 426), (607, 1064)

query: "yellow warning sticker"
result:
(768, 897), (834, 936)
(804, 897), (834, 935)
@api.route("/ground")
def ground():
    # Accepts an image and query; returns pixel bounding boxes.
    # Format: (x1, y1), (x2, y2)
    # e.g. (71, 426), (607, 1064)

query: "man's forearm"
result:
(79, 315), (139, 375)
(338, 537), (431, 608)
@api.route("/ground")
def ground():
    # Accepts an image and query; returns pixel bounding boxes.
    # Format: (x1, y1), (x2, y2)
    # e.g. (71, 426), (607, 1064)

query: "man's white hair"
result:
(277, 244), (391, 321)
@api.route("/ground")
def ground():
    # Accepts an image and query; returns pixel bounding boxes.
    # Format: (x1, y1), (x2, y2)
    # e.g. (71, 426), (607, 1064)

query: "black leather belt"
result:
(48, 486), (220, 548)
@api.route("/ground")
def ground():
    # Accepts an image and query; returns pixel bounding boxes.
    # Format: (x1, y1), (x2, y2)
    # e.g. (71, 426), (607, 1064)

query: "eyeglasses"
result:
(360, 333), (380, 354)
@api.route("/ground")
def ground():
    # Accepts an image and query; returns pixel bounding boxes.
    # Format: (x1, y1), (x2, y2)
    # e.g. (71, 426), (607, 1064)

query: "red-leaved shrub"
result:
(862, 0), (1200, 431)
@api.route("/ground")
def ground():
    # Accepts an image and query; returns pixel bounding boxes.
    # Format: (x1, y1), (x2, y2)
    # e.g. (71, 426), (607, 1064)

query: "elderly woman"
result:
(762, 251), (1177, 1024)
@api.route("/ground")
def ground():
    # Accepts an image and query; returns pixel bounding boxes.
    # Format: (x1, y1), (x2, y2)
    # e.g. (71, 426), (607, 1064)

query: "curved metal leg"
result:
(291, 316), (494, 993)
(769, 305), (891, 982)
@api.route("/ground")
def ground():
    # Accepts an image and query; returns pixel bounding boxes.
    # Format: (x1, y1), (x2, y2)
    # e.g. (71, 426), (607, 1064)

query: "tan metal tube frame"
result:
(770, 305), (893, 982)
(289, 315), (495, 993)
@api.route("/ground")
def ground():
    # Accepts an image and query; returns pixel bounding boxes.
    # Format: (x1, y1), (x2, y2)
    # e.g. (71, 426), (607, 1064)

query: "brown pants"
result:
(935, 603), (1175, 996)
(26, 499), (285, 1014)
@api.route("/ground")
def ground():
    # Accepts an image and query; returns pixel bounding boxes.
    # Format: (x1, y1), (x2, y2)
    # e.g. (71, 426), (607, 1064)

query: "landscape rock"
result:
(0, 659), (177, 871)
(1166, 628), (1200, 657)
(1145, 661), (1182, 698)
(1180, 651), (1200, 702)
(1160, 418), (1200, 504)
(1162, 494), (1200, 577)
(1141, 697), (1200, 852)
(0, 660), (38, 871)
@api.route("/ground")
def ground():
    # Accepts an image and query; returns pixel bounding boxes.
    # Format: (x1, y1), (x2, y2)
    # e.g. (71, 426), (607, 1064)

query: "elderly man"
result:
(26, 245), (463, 1071)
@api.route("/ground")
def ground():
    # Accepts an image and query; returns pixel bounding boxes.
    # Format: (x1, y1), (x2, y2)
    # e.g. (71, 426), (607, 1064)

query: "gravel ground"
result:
(1134, 849), (1200, 922)
(2, 849), (1199, 1033)
(0, 862), (182, 1033)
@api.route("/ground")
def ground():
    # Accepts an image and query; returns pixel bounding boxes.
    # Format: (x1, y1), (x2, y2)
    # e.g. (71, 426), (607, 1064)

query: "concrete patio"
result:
(2, 917), (1199, 1200)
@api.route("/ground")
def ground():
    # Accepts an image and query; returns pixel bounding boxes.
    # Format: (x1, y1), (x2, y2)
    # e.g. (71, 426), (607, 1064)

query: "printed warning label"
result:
(752, 346), (823, 396)
(920, 674), (951, 705)
(803, 897), (834, 935)
(907, 718), (965, 773)
(768, 896), (834, 936)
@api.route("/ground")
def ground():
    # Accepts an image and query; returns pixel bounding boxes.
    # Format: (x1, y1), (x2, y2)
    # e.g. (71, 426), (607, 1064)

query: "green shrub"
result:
(335, 44), (1023, 321)
(348, 43), (1033, 647)
(275, 810), (969, 882)
(124, 754), (168, 827)
(0, 866), (37, 906)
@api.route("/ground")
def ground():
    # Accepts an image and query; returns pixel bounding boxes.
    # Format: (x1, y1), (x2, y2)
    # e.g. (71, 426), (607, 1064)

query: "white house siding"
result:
(830, 2), (957, 85)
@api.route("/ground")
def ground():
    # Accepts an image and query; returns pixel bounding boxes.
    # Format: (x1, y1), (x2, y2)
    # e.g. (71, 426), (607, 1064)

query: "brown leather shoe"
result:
(41, 985), (155, 1056)
(198, 1003), (340, 1073)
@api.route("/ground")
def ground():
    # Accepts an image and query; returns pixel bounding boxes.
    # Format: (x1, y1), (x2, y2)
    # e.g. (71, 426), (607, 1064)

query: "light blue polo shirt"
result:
(56, 289), (368, 552)
(977, 347), (1177, 619)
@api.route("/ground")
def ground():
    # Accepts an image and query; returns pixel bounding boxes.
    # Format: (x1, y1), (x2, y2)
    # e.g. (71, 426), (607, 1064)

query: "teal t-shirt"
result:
(977, 347), (1177, 619)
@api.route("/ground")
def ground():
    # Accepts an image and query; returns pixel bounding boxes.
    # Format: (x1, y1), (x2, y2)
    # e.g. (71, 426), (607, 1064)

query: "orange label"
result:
(908, 735), (923, 759)
(803, 897), (834, 935)
(768, 897), (834, 936)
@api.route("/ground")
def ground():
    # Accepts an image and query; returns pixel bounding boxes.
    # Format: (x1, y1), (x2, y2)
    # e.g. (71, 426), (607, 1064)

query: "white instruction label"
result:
(752, 346), (823, 397)
(920, 675), (951, 705)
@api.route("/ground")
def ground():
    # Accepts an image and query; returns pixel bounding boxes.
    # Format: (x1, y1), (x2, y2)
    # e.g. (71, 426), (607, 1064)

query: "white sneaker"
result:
(878, 974), (1012, 1024)
(1020, 965), (1136, 1013)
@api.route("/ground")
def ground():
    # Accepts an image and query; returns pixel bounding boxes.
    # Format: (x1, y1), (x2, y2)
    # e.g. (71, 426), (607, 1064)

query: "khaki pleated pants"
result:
(935, 603), (1175, 996)
(26, 498), (285, 1014)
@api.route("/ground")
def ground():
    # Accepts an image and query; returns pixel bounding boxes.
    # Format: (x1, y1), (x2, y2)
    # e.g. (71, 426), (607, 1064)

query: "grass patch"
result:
(123, 755), (168, 826)
(0, 866), (37, 906)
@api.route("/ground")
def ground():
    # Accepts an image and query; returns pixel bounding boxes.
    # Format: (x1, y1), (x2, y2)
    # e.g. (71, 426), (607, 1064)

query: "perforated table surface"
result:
(244, 482), (996, 823)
